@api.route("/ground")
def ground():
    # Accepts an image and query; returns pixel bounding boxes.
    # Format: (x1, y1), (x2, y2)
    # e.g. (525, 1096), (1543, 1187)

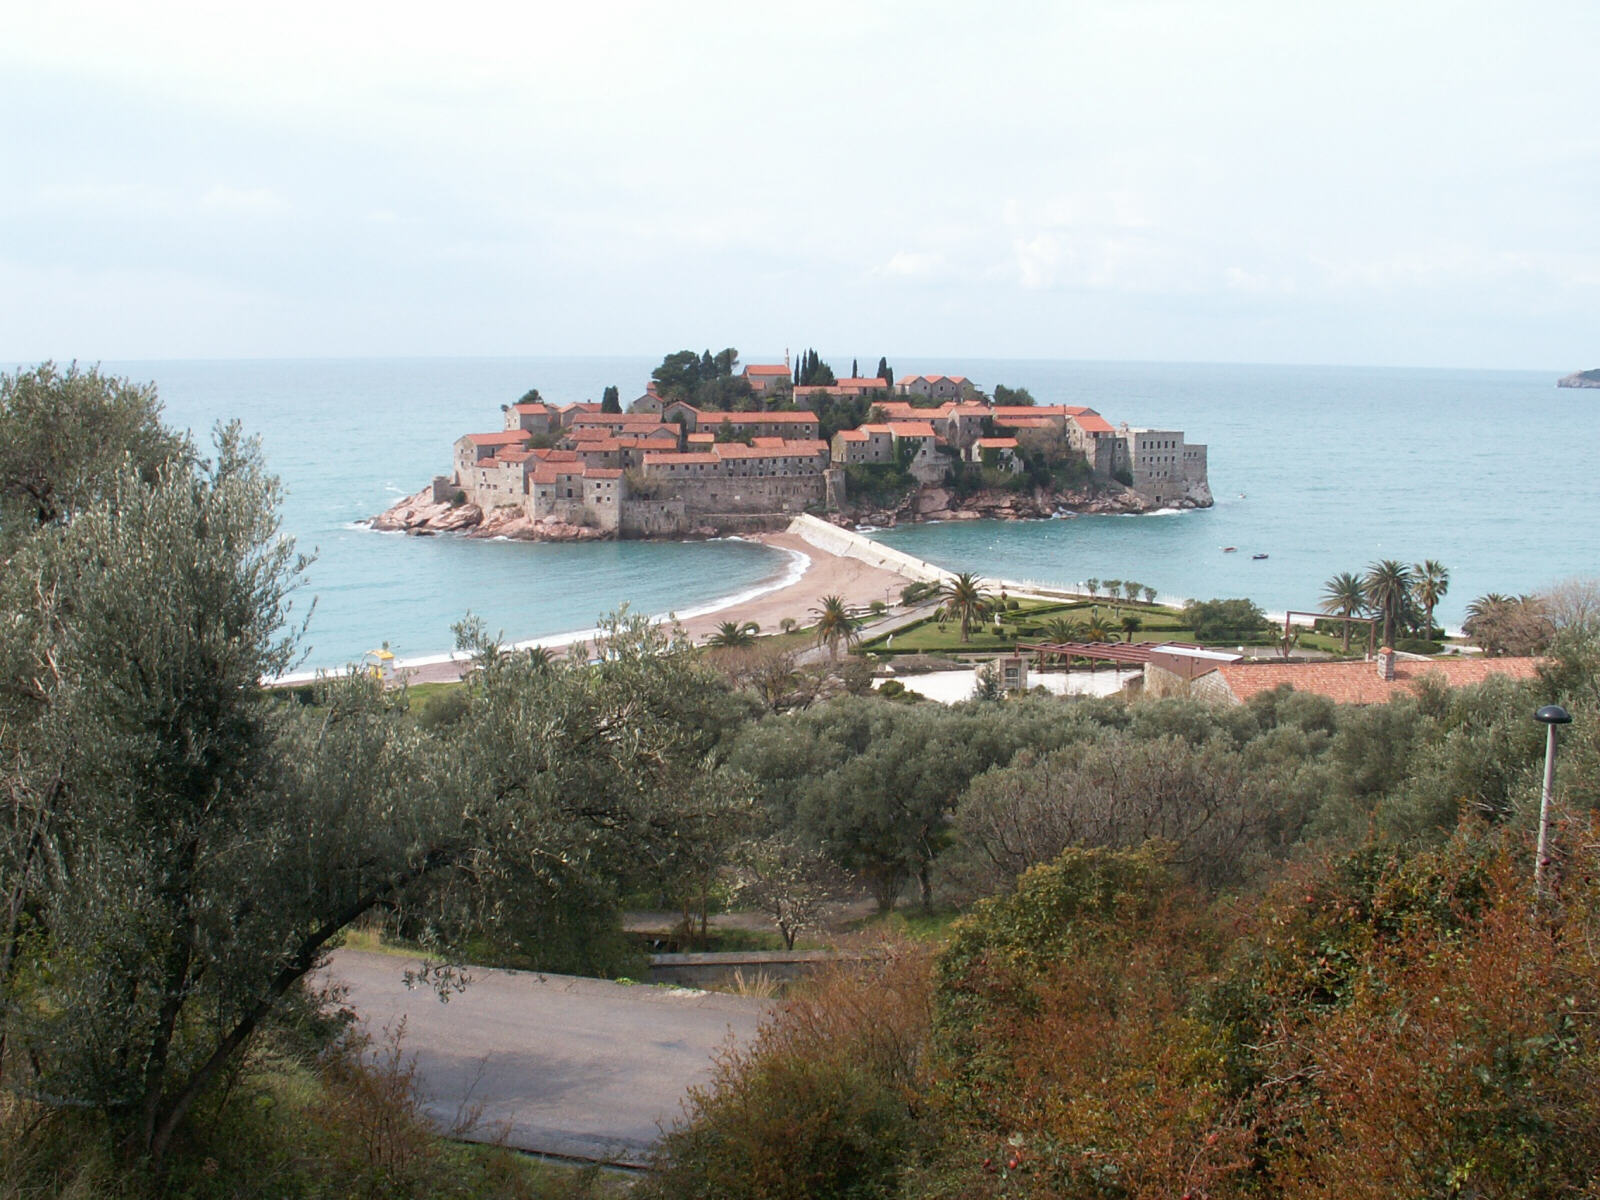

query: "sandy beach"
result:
(380, 529), (919, 687)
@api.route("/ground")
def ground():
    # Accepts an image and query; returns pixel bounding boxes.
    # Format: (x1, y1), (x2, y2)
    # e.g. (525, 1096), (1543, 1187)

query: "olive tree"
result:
(0, 394), (743, 1166)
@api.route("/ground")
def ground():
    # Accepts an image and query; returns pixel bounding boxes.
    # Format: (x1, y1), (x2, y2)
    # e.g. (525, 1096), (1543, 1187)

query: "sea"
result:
(78, 356), (1596, 672)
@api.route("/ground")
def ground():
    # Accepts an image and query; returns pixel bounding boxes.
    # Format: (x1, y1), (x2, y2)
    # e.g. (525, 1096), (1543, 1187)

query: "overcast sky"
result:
(4, 1), (1596, 369)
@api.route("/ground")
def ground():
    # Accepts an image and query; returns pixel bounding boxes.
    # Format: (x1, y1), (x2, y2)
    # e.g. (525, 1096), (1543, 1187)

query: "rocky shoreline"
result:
(369, 478), (1210, 542)
(1557, 369), (1600, 389)
(840, 479), (1208, 529)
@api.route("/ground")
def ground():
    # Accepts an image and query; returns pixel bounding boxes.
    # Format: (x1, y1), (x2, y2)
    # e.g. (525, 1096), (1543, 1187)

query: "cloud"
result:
(877, 251), (947, 281)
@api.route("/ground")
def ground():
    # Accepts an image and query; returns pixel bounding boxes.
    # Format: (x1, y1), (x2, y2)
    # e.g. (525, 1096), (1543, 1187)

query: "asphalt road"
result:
(325, 950), (772, 1166)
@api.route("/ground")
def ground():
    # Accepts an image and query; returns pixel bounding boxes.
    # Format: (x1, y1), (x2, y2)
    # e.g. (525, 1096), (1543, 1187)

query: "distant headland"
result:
(371, 350), (1213, 542)
(1558, 369), (1600, 388)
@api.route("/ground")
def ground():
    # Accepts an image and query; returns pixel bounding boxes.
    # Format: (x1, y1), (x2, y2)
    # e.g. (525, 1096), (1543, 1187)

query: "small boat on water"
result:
(1222, 546), (1237, 553)
(1252, 553), (1269, 560)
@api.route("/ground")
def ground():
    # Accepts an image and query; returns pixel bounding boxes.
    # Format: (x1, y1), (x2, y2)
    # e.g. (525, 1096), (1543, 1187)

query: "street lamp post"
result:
(1534, 704), (1573, 892)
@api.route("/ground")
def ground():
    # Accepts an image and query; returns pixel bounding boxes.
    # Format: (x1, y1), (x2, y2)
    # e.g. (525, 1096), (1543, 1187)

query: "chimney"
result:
(1377, 646), (1396, 682)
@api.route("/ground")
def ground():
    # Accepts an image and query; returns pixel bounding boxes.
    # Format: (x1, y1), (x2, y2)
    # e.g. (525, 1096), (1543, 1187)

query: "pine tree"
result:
(877, 357), (893, 387)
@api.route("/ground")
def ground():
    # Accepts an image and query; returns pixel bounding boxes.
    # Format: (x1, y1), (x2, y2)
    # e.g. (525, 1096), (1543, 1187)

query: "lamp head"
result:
(1534, 704), (1573, 726)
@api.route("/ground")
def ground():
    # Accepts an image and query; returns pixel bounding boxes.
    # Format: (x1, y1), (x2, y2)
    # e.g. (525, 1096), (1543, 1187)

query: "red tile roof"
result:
(888, 421), (938, 438)
(993, 406), (1065, 419)
(975, 437), (1019, 448)
(510, 402), (550, 414)
(1209, 657), (1542, 706)
(838, 377), (889, 389)
(1073, 413), (1115, 434)
(835, 429), (869, 442)
(715, 441), (827, 458)
(744, 364), (791, 376)
(463, 430), (531, 446)
(711, 411), (817, 424)
(644, 452), (722, 466)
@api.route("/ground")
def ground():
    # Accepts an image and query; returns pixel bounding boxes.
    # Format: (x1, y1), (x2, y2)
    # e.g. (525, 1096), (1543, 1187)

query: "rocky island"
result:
(371, 356), (1212, 542)
(1558, 369), (1600, 388)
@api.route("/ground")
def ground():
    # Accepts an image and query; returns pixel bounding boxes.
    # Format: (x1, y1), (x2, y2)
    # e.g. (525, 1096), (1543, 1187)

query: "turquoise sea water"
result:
(863, 361), (1595, 631)
(78, 356), (1595, 668)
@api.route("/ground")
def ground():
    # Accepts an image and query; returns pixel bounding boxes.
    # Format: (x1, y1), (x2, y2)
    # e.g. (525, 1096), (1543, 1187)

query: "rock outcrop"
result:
(843, 478), (1208, 529)
(1558, 369), (1600, 388)
(368, 488), (609, 542)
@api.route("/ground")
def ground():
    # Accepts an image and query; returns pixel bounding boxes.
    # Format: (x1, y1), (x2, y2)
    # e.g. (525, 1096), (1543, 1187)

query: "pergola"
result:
(1016, 641), (1161, 665)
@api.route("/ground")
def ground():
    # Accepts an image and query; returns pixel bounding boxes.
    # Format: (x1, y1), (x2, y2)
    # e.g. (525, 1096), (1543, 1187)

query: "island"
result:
(372, 357), (1212, 541)
(1558, 369), (1600, 388)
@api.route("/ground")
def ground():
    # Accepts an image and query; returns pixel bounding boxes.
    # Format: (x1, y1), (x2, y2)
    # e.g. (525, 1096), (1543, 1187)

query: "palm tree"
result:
(1463, 593), (1514, 655)
(1141, 585), (1156, 605)
(939, 572), (993, 643)
(1120, 615), (1143, 642)
(1042, 616), (1084, 666)
(1412, 559), (1450, 641)
(1320, 570), (1367, 654)
(811, 595), (860, 659)
(1083, 613), (1111, 643)
(1085, 578), (1100, 598)
(1363, 559), (1413, 648)
(707, 620), (759, 648)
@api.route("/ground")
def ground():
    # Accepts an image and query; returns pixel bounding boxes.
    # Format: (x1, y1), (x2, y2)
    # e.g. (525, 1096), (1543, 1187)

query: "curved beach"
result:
(352, 527), (919, 688)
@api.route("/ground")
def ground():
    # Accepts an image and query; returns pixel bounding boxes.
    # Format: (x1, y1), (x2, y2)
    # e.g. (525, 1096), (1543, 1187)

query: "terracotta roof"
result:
(744, 364), (791, 376)
(1002, 416), (1052, 428)
(1208, 657), (1543, 706)
(686, 432), (715, 444)
(835, 429), (869, 442)
(712, 411), (816, 424)
(510, 402), (551, 414)
(858, 423), (895, 435)
(752, 436), (787, 447)
(571, 413), (671, 427)
(975, 437), (1018, 448)
(714, 441), (827, 458)
(838, 377), (889, 389)
(878, 401), (947, 419)
(1073, 413), (1115, 434)
(888, 421), (938, 438)
(530, 465), (559, 484)
(993, 406), (1064, 419)
(463, 430), (531, 446)
(538, 449), (579, 463)
(643, 452), (722, 466)
(498, 447), (535, 463)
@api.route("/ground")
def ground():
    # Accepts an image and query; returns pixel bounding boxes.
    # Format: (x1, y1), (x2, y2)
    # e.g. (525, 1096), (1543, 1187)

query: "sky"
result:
(3, 1), (1597, 369)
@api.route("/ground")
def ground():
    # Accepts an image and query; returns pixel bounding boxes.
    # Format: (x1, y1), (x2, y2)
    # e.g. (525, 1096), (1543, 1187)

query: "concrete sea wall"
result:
(787, 513), (953, 583)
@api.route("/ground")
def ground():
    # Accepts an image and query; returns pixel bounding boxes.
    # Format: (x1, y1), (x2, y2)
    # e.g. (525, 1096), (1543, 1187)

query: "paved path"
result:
(325, 950), (771, 1166)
